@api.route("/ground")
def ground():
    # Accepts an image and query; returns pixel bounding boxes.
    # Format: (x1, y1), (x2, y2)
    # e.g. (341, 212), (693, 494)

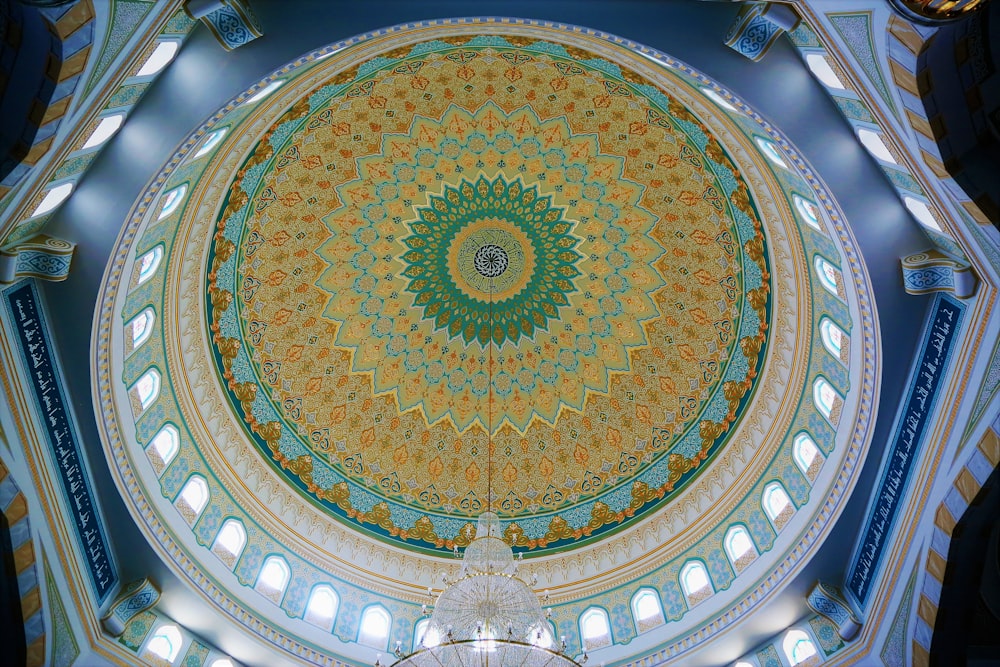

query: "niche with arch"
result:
(174, 475), (209, 525)
(254, 555), (291, 605)
(762, 481), (795, 531)
(579, 606), (613, 650)
(211, 518), (247, 569)
(145, 424), (179, 475)
(631, 588), (665, 633)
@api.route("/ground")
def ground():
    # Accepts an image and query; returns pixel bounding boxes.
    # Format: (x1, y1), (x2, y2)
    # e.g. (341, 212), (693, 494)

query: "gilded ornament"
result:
(203, 35), (772, 553)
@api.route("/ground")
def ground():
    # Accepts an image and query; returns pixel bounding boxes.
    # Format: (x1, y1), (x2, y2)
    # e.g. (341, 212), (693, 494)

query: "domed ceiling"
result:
(95, 19), (879, 665)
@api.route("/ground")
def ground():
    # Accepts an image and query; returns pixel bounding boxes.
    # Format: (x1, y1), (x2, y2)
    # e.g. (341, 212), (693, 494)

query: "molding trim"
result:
(100, 578), (160, 637)
(901, 249), (978, 298)
(846, 294), (965, 609)
(185, 0), (262, 51)
(725, 3), (800, 62)
(807, 581), (862, 641)
(0, 235), (75, 284)
(0, 280), (118, 604)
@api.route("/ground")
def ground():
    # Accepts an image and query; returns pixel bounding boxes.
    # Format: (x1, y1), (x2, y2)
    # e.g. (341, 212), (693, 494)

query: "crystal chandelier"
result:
(385, 241), (583, 667)
(386, 512), (582, 667)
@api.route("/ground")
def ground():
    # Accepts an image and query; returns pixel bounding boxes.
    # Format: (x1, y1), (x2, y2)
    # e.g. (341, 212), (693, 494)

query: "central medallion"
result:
(401, 175), (578, 349)
(453, 223), (529, 299)
(472, 243), (508, 278)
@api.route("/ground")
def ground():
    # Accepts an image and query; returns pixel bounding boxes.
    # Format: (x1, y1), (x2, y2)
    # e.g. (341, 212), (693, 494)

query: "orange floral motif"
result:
(329, 404), (346, 424)
(279, 192), (303, 207)
(502, 462), (518, 486)
(689, 308), (710, 325)
(464, 461), (481, 485)
(539, 456), (554, 481)
(636, 404), (652, 426)
(393, 445), (408, 466)
(694, 269), (715, 286)
(295, 155), (319, 170)
(657, 152), (679, 168)
(678, 190), (701, 206)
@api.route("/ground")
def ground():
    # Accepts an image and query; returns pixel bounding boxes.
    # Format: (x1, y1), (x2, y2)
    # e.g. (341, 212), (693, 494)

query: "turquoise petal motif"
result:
(401, 175), (582, 347)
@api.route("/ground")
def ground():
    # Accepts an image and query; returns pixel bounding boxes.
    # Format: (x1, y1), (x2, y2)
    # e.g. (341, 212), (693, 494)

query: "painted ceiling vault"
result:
(94, 19), (878, 665)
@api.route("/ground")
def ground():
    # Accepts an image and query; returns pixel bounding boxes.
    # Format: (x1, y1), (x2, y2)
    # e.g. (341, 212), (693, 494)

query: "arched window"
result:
(82, 114), (125, 150)
(793, 433), (824, 482)
(157, 184), (187, 220)
(146, 424), (179, 474)
(136, 246), (163, 286)
(255, 555), (291, 603)
(136, 41), (179, 77)
(755, 137), (788, 169)
(904, 196), (942, 231)
(144, 624), (182, 663)
(126, 308), (155, 354)
(132, 368), (160, 413)
(30, 182), (73, 217)
(724, 525), (758, 571)
(579, 607), (612, 650)
(763, 482), (794, 530)
(176, 475), (209, 523)
(805, 53), (845, 89)
(194, 128), (228, 158)
(358, 606), (391, 650)
(304, 585), (338, 632)
(782, 629), (819, 666)
(820, 318), (848, 363)
(413, 618), (441, 650)
(813, 377), (842, 424)
(815, 256), (844, 299)
(679, 561), (714, 606)
(856, 128), (896, 164)
(793, 194), (822, 231)
(631, 589), (664, 632)
(245, 80), (284, 104)
(212, 519), (247, 568)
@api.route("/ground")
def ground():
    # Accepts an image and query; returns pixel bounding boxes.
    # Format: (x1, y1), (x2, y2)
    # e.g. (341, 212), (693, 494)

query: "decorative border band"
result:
(2, 279), (118, 604)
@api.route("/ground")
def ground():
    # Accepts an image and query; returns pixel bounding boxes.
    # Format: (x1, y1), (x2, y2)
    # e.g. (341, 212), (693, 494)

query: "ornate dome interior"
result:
(0, 2), (998, 667)
(96, 18), (878, 665)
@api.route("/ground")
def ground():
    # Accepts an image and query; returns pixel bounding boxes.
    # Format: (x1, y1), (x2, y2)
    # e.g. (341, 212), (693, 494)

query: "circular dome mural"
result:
(206, 35), (771, 555)
(95, 18), (878, 665)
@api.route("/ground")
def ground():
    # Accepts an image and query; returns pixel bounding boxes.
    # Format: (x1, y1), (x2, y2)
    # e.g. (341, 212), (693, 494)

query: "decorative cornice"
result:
(901, 249), (978, 298)
(0, 235), (75, 284)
